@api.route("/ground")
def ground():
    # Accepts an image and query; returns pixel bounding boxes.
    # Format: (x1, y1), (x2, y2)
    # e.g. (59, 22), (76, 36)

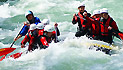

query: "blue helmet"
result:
(25, 10), (34, 18)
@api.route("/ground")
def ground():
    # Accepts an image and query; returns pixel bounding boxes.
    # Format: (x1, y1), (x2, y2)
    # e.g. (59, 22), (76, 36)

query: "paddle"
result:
(0, 25), (24, 61)
(9, 49), (27, 59)
(0, 48), (16, 56)
(105, 28), (122, 41)
(76, 15), (86, 20)
(0, 49), (27, 59)
(10, 52), (22, 59)
(0, 55), (6, 61)
(0, 48), (16, 61)
(118, 33), (123, 40)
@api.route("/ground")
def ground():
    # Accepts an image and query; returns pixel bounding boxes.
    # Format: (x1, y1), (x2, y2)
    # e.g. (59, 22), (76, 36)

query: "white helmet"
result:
(44, 25), (54, 32)
(78, 3), (85, 8)
(100, 8), (108, 14)
(25, 10), (33, 17)
(36, 23), (44, 29)
(42, 19), (50, 26)
(93, 9), (100, 15)
(29, 24), (37, 30)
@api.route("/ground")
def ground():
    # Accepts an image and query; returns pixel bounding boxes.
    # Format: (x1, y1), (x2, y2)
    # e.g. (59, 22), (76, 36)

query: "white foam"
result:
(0, 0), (123, 70)
(0, 0), (56, 18)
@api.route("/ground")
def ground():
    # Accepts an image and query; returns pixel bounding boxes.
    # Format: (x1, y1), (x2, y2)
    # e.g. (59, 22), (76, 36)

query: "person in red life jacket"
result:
(21, 24), (49, 51)
(36, 19), (50, 36)
(21, 24), (38, 51)
(42, 19), (50, 27)
(72, 3), (92, 37)
(36, 23), (49, 49)
(37, 34), (49, 49)
(21, 24), (48, 51)
(43, 24), (60, 43)
(90, 9), (101, 40)
(14, 10), (41, 41)
(92, 9), (101, 19)
(99, 8), (119, 44)
(36, 23), (44, 36)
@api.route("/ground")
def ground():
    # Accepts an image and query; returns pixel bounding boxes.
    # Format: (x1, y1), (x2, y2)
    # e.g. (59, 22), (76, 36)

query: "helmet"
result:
(44, 25), (54, 32)
(100, 8), (108, 14)
(78, 3), (85, 8)
(36, 23), (44, 29)
(93, 9), (100, 15)
(42, 19), (50, 26)
(29, 24), (37, 30)
(25, 10), (33, 17)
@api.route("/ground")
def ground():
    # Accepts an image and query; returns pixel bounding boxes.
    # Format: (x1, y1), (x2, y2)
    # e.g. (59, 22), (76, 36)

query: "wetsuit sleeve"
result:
(35, 17), (41, 25)
(40, 37), (49, 48)
(111, 20), (118, 30)
(21, 35), (29, 45)
(36, 17), (41, 23)
(72, 15), (78, 24)
(19, 25), (29, 36)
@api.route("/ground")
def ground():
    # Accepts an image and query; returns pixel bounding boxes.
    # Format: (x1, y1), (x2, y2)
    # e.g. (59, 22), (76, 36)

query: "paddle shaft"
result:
(76, 15), (86, 20)
(10, 25), (24, 48)
(10, 41), (15, 48)
(55, 26), (58, 43)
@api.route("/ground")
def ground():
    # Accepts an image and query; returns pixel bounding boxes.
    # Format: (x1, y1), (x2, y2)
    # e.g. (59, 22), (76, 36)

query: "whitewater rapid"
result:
(0, 0), (123, 70)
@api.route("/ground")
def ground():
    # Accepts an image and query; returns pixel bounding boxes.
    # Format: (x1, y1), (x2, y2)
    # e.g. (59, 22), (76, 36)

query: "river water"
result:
(0, 0), (123, 70)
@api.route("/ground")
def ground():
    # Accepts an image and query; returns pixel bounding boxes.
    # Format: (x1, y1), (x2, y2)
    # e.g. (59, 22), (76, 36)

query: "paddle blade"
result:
(118, 33), (123, 40)
(10, 52), (22, 59)
(0, 48), (16, 56)
(0, 55), (6, 61)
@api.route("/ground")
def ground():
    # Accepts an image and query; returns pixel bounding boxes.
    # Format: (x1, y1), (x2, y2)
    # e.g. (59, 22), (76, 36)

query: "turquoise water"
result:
(0, 0), (123, 70)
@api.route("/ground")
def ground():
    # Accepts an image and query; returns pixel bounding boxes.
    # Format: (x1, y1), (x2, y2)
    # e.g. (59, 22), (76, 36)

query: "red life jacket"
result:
(21, 33), (36, 51)
(38, 29), (44, 36)
(77, 12), (86, 28)
(39, 36), (49, 48)
(43, 31), (56, 43)
(90, 18), (101, 36)
(48, 31), (56, 43)
(99, 16), (113, 36)
(72, 12), (92, 31)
